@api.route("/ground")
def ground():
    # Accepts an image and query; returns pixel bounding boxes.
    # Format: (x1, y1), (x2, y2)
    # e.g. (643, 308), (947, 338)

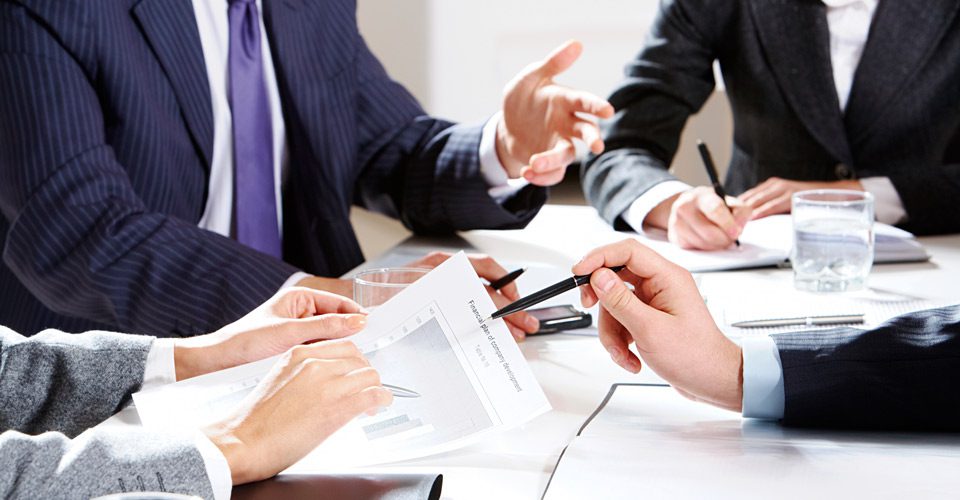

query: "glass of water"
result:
(791, 190), (875, 292)
(353, 267), (430, 309)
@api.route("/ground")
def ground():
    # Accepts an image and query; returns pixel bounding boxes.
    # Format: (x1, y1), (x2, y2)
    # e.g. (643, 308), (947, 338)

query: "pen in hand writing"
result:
(697, 139), (741, 247)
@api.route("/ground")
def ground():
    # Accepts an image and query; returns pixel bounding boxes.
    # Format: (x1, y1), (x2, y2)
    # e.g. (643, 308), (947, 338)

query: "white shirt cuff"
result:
(739, 335), (785, 420)
(479, 112), (529, 203)
(622, 180), (692, 233)
(281, 271), (312, 290)
(141, 338), (177, 390)
(859, 177), (907, 225)
(194, 431), (233, 500)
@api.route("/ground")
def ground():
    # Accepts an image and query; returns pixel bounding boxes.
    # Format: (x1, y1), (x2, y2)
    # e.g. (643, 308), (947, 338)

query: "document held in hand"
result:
(133, 252), (551, 468)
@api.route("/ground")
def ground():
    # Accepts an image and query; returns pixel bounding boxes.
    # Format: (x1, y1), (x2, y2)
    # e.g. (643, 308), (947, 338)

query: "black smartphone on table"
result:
(527, 305), (592, 334)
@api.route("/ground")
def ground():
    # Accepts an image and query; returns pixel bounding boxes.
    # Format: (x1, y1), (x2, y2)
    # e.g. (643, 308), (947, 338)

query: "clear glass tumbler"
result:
(791, 190), (875, 292)
(352, 267), (430, 309)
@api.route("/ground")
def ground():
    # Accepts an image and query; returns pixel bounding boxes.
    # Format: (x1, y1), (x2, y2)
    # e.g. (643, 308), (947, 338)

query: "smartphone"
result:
(527, 305), (592, 334)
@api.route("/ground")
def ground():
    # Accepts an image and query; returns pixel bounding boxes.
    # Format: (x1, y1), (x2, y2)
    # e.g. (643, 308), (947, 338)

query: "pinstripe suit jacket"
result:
(774, 305), (960, 431)
(0, 0), (546, 337)
(583, 0), (960, 235)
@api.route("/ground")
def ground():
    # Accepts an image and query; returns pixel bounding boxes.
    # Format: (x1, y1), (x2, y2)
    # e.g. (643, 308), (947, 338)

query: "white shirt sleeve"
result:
(141, 338), (178, 391)
(193, 431), (234, 500)
(622, 180), (692, 233)
(859, 176), (907, 225)
(280, 271), (312, 290)
(479, 112), (529, 203)
(739, 335), (785, 420)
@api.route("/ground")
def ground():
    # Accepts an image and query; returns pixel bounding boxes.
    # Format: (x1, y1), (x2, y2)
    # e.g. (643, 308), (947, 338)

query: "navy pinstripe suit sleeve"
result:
(0, 6), (297, 337)
(351, 38), (547, 235)
(773, 305), (960, 431)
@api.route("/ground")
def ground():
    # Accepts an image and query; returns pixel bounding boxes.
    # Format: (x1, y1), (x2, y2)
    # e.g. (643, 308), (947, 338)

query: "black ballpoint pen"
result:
(489, 268), (526, 291)
(697, 139), (741, 247)
(488, 266), (625, 320)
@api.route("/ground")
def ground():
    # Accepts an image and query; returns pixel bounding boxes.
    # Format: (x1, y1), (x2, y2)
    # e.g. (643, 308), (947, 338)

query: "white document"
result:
(467, 205), (928, 273)
(698, 272), (950, 337)
(544, 384), (960, 500)
(133, 252), (550, 468)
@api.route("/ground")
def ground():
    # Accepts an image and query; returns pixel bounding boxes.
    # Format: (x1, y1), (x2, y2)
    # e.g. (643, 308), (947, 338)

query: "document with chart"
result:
(133, 252), (550, 468)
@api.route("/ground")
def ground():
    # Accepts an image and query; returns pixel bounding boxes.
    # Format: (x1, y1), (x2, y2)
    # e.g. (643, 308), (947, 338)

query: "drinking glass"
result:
(791, 190), (875, 292)
(352, 267), (430, 308)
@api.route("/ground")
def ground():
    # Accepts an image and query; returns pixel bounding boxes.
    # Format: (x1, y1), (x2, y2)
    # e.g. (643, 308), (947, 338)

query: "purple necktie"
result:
(228, 0), (282, 258)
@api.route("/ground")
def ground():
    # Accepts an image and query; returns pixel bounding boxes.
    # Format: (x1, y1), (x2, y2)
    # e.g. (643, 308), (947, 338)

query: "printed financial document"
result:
(133, 252), (550, 468)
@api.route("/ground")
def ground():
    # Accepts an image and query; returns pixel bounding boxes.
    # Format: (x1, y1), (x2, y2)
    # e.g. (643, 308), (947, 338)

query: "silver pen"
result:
(731, 314), (865, 329)
(383, 383), (421, 398)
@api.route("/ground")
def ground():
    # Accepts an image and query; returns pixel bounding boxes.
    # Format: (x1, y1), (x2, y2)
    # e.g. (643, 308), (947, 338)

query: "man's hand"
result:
(173, 288), (367, 381)
(740, 177), (864, 220)
(497, 40), (614, 186)
(205, 341), (392, 484)
(573, 239), (743, 412)
(409, 251), (539, 341)
(646, 186), (752, 250)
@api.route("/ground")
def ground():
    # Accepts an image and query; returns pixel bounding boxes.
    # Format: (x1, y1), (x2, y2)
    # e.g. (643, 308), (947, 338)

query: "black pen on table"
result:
(696, 139), (740, 247)
(486, 266), (625, 321)
(489, 268), (526, 291)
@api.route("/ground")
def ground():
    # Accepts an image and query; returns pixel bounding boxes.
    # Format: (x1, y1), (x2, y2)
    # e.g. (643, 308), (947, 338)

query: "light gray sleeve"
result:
(0, 427), (214, 499)
(0, 326), (153, 437)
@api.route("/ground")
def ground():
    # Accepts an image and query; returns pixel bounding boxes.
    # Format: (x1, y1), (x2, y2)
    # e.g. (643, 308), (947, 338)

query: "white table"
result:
(337, 207), (960, 499)
(102, 206), (960, 499)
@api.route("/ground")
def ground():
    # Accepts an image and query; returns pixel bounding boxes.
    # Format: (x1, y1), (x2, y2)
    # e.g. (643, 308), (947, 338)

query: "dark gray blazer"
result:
(773, 305), (960, 431)
(0, 327), (213, 498)
(583, 0), (960, 235)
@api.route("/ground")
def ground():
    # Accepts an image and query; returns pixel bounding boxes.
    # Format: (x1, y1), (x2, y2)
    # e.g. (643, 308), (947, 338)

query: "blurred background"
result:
(351, 0), (733, 257)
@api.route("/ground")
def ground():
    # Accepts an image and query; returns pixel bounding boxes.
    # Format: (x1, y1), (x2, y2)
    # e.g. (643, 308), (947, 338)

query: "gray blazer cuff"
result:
(0, 427), (214, 499)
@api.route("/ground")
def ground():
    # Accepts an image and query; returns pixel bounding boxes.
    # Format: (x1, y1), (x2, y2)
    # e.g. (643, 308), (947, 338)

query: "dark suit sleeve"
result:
(350, 36), (547, 235)
(0, 7), (298, 337)
(582, 0), (723, 226)
(773, 305), (960, 431)
(877, 167), (960, 236)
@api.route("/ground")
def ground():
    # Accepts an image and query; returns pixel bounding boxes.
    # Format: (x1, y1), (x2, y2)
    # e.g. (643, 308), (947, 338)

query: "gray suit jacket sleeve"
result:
(772, 305), (960, 431)
(0, 327), (215, 498)
(582, 0), (723, 225)
(0, 326), (152, 436)
(1, 428), (214, 499)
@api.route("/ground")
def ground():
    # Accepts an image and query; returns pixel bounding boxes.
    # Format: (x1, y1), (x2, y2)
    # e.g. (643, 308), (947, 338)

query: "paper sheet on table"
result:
(543, 384), (960, 500)
(466, 205), (927, 272)
(698, 272), (949, 337)
(133, 252), (550, 468)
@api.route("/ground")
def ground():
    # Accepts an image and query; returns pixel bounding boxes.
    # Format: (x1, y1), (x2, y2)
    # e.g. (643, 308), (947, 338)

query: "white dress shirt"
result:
(623, 0), (906, 234)
(190, 0), (515, 290)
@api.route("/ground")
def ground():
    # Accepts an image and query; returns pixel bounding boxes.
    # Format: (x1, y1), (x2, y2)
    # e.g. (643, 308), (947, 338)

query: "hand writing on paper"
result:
(205, 341), (392, 484)
(409, 251), (539, 341)
(645, 187), (752, 250)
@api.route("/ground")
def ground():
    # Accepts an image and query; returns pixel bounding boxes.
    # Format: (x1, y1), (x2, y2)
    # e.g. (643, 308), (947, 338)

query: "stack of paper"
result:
(466, 206), (929, 273)
(698, 272), (947, 337)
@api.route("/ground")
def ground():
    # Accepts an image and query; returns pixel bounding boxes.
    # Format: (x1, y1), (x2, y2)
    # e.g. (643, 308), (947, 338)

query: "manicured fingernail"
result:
(594, 269), (617, 294)
(526, 316), (540, 331)
(607, 346), (622, 364)
(348, 315), (367, 330)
